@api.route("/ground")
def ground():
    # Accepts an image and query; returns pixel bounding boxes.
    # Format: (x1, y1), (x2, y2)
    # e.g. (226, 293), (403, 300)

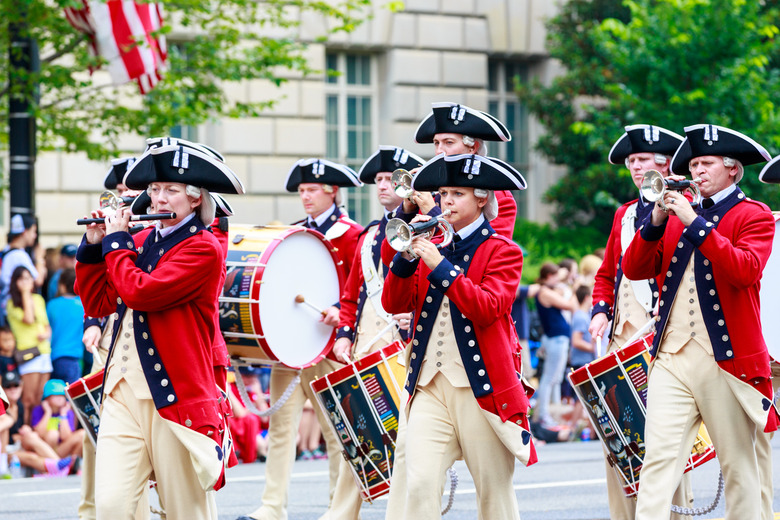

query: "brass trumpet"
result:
(385, 210), (454, 258)
(76, 190), (176, 225)
(640, 170), (702, 211)
(391, 168), (414, 200)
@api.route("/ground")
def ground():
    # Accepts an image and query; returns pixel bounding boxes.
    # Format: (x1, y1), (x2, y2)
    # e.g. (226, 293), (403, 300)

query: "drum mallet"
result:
(294, 294), (327, 317)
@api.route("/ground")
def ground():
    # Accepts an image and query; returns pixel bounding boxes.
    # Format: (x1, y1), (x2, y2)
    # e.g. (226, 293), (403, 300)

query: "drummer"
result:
(381, 153), (535, 519)
(622, 124), (777, 519)
(237, 159), (363, 520)
(588, 124), (694, 519)
(319, 145), (423, 520)
(75, 140), (245, 519)
(754, 155), (780, 520)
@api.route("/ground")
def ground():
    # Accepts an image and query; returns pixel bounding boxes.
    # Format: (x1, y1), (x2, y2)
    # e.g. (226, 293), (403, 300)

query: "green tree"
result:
(1, 0), (373, 159)
(519, 0), (780, 235)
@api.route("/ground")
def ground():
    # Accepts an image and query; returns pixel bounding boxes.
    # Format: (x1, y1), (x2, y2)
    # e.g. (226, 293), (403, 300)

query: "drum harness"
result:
(594, 320), (725, 515)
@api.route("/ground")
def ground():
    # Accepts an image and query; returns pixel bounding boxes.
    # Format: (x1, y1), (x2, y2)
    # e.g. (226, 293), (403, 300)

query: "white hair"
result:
(462, 135), (488, 156)
(722, 156), (744, 183)
(194, 187), (216, 225)
(321, 184), (342, 205)
(474, 188), (497, 221)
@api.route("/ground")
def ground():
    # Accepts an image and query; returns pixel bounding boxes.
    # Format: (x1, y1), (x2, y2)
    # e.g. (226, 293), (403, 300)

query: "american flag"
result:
(64, 0), (167, 94)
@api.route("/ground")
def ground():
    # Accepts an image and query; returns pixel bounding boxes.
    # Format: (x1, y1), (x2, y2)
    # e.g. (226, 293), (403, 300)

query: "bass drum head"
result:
(258, 229), (341, 368)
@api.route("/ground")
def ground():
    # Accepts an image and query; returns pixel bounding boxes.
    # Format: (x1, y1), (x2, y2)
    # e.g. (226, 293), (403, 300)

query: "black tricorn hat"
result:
(411, 153), (527, 192)
(357, 146), (425, 184)
(284, 158), (362, 192)
(144, 137), (225, 162)
(104, 157), (137, 190)
(130, 190), (234, 218)
(608, 124), (684, 165)
(671, 124), (771, 175)
(414, 102), (511, 144)
(759, 155), (780, 184)
(123, 143), (245, 194)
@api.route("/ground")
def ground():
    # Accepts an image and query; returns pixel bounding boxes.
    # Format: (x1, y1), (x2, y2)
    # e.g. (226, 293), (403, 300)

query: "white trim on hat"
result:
(124, 144), (246, 194)
(430, 101), (511, 142)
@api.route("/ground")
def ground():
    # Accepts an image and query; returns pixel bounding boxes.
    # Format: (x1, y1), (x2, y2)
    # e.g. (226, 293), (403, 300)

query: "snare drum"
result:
(568, 334), (716, 496)
(310, 340), (407, 502)
(65, 369), (104, 447)
(219, 224), (345, 369)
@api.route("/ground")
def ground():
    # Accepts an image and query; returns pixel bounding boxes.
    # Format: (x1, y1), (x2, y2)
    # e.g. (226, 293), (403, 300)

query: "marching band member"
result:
(588, 124), (694, 519)
(318, 145), (422, 520)
(237, 159), (363, 520)
(76, 142), (245, 520)
(78, 156), (151, 520)
(622, 124), (778, 520)
(381, 102), (519, 518)
(382, 153), (535, 520)
(755, 156), (780, 520)
(409, 101), (517, 238)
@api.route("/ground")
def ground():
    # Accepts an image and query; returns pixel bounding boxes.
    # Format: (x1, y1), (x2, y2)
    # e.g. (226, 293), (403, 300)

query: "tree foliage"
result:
(1, 0), (372, 159)
(519, 0), (780, 235)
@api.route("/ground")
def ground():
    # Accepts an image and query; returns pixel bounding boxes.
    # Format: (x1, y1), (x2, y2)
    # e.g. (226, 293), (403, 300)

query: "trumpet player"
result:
(588, 124), (696, 520)
(406, 101), (517, 239)
(381, 153), (534, 520)
(622, 124), (777, 520)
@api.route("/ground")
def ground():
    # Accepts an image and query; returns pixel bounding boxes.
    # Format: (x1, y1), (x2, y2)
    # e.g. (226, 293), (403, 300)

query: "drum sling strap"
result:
(620, 202), (654, 314)
(360, 225), (393, 326)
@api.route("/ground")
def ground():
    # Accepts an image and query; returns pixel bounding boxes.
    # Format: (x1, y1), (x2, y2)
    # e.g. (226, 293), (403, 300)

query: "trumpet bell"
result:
(640, 170), (665, 203)
(386, 218), (413, 252)
(391, 169), (414, 199)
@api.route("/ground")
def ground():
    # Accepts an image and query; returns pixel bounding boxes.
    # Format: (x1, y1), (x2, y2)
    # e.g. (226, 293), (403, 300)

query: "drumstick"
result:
(595, 335), (603, 358)
(91, 348), (103, 367)
(294, 294), (326, 316)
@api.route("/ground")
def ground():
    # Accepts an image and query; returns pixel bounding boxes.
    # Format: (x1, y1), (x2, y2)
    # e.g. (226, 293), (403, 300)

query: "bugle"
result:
(640, 170), (702, 211)
(76, 190), (177, 225)
(391, 168), (414, 200)
(386, 210), (454, 258)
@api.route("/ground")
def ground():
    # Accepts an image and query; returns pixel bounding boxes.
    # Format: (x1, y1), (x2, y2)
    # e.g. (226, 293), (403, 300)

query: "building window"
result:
(166, 43), (197, 142)
(325, 52), (375, 224)
(488, 60), (530, 218)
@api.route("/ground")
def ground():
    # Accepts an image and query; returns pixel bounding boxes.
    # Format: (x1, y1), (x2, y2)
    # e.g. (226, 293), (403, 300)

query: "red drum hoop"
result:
(220, 224), (345, 369)
(569, 333), (716, 496)
(310, 340), (407, 502)
(65, 369), (105, 447)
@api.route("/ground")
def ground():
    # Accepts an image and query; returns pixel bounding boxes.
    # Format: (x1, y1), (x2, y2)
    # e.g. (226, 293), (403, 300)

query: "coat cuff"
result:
(639, 219), (666, 241)
(591, 303), (613, 321)
(682, 216), (713, 248)
(335, 326), (356, 342)
(427, 258), (458, 294)
(77, 236), (105, 264)
(102, 232), (136, 257)
(389, 252), (418, 278)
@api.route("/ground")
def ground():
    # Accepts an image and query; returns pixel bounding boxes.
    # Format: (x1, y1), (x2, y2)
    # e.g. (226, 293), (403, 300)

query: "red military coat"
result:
(622, 190), (779, 432)
(382, 220), (537, 465)
(75, 219), (231, 488)
(591, 198), (658, 321)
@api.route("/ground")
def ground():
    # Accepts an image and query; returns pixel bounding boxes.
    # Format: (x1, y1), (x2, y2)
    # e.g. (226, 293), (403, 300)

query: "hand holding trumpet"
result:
(651, 175), (698, 227)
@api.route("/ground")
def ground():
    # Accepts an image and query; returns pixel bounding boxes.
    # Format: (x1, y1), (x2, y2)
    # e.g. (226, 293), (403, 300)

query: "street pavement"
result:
(3, 435), (780, 519)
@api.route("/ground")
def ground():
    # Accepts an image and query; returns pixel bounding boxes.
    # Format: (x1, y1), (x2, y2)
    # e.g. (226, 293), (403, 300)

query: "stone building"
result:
(30, 0), (566, 247)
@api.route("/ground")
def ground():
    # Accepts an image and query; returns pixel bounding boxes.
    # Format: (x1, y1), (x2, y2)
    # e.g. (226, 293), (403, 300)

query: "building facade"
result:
(31, 0), (566, 246)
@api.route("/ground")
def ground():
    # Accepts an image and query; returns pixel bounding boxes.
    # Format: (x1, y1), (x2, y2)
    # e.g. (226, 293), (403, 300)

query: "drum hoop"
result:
(311, 341), (405, 392)
(250, 227), (345, 369)
(65, 370), (104, 447)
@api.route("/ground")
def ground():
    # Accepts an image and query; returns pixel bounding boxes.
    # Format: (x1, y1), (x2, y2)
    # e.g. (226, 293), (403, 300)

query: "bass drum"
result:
(760, 212), (780, 362)
(219, 224), (345, 369)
